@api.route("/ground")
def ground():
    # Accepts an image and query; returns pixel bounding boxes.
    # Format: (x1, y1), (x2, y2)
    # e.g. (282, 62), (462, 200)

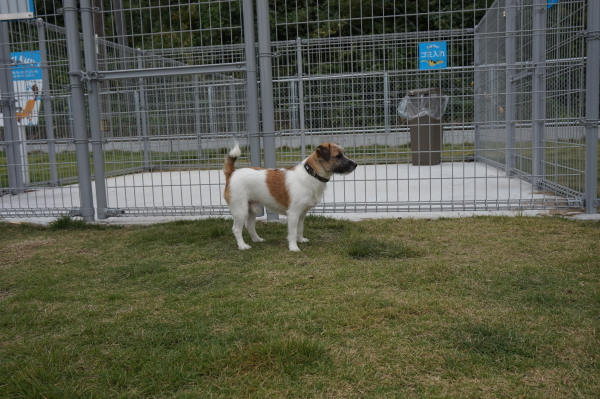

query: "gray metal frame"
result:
(474, 0), (596, 211)
(584, 0), (600, 213)
(0, 0), (597, 220)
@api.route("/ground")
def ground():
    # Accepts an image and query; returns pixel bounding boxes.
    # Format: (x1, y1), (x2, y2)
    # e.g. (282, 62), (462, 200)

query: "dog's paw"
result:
(238, 243), (252, 250)
(289, 245), (301, 252)
(252, 237), (265, 243)
(297, 237), (309, 243)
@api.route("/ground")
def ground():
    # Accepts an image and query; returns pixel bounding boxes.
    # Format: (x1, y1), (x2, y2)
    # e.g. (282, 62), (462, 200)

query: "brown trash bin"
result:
(406, 88), (445, 166)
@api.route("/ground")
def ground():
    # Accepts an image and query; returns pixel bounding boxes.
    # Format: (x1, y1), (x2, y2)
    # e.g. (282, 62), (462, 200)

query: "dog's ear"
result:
(316, 144), (331, 161)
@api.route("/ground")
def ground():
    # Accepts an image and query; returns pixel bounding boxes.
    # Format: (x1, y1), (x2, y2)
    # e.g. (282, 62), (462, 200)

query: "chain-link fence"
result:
(1, 0), (598, 219)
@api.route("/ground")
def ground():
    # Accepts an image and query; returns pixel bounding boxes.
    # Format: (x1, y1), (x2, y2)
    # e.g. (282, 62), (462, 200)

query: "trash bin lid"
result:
(407, 88), (445, 97)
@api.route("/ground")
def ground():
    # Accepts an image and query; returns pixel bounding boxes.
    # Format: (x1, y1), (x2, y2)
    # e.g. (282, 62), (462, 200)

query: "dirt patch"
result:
(549, 208), (585, 217)
(0, 237), (57, 264)
(0, 289), (13, 301)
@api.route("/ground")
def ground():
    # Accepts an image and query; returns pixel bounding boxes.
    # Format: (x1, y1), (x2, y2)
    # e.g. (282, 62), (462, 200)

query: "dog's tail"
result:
(224, 141), (241, 181)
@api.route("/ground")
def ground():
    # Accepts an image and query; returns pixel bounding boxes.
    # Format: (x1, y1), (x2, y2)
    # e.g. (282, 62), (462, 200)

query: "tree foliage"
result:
(34, 0), (492, 49)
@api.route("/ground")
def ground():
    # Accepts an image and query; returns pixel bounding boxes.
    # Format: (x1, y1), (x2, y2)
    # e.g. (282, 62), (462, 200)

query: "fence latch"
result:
(569, 199), (585, 208)
(577, 30), (600, 41)
(106, 208), (126, 217)
(68, 70), (102, 82)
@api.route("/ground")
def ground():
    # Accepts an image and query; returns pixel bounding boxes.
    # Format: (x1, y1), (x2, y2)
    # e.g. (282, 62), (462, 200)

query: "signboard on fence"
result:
(0, 51), (43, 126)
(419, 42), (447, 70)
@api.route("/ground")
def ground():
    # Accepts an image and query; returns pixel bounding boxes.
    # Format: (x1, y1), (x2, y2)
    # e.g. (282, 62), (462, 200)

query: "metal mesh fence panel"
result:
(1, 0), (595, 219)
(0, 18), (83, 217)
(475, 0), (588, 202)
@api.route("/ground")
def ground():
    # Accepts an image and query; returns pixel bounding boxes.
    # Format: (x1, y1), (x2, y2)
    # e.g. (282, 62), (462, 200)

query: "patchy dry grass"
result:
(0, 215), (599, 398)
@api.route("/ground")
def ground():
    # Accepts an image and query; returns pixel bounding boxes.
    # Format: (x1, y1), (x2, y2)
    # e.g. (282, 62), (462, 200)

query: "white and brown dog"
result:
(223, 142), (357, 251)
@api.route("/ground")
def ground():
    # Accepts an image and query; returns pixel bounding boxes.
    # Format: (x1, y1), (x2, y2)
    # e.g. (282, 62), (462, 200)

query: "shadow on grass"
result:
(227, 337), (332, 378)
(443, 323), (539, 374)
(345, 237), (422, 260)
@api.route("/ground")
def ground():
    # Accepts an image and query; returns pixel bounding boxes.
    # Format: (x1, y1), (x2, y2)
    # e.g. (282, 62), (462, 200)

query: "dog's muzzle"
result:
(333, 158), (358, 175)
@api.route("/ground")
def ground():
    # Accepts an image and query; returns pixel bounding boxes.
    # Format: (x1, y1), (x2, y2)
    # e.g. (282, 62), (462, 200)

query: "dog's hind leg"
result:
(230, 203), (251, 250)
(245, 203), (264, 243)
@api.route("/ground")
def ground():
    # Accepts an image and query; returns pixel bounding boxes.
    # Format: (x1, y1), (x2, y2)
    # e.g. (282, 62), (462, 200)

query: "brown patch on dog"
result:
(223, 184), (231, 204)
(266, 169), (290, 208)
(322, 142), (344, 159)
(316, 143), (331, 161)
(307, 142), (345, 176)
(224, 155), (237, 181)
(223, 154), (239, 204)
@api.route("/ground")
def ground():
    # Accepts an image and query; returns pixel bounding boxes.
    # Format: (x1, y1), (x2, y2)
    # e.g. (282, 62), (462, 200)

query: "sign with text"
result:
(419, 42), (447, 70)
(0, 51), (42, 126)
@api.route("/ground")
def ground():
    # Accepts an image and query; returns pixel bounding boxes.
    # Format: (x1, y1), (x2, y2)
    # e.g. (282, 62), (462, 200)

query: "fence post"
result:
(584, 0), (599, 214)
(0, 21), (24, 194)
(193, 74), (203, 160)
(384, 72), (390, 135)
(531, 0), (546, 189)
(133, 90), (143, 161)
(37, 19), (58, 186)
(80, 0), (108, 219)
(242, 0), (261, 168)
(296, 37), (306, 160)
(229, 83), (238, 137)
(290, 80), (297, 131)
(137, 49), (151, 168)
(473, 32), (481, 160)
(256, 0), (278, 220)
(63, 0), (95, 221)
(17, 125), (29, 185)
(208, 85), (216, 135)
(504, 0), (517, 176)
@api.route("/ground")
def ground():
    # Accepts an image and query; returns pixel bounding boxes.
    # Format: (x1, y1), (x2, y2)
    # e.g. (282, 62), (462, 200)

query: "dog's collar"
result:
(304, 163), (329, 183)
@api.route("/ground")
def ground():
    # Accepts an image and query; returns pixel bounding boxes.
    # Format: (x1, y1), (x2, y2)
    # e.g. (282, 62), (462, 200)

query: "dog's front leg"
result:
(286, 211), (302, 251)
(296, 212), (309, 243)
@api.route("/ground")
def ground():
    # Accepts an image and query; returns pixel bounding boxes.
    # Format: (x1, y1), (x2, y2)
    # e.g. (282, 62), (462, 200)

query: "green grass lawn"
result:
(1, 216), (599, 398)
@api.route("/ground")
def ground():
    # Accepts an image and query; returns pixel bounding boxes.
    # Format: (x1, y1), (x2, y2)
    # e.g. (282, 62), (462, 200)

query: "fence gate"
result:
(1, 0), (263, 221)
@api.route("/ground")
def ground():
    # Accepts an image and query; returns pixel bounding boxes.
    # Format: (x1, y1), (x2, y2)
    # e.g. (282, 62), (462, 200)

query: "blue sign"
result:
(419, 42), (447, 70)
(11, 51), (42, 81)
(548, 0), (559, 8)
